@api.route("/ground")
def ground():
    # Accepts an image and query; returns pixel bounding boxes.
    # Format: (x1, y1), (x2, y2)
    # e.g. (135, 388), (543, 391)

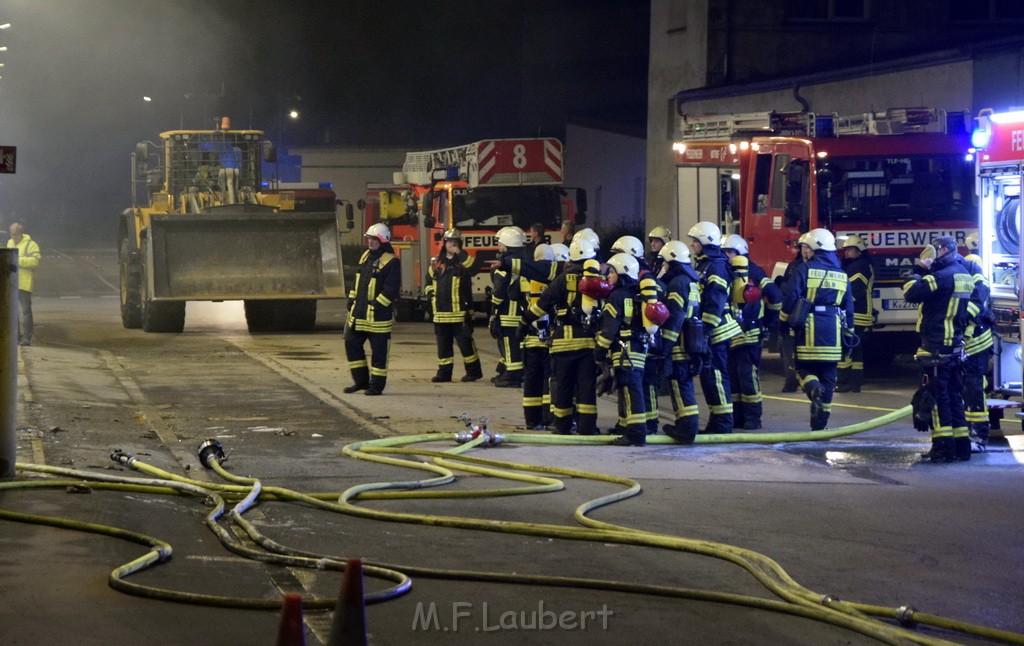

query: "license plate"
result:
(882, 299), (917, 311)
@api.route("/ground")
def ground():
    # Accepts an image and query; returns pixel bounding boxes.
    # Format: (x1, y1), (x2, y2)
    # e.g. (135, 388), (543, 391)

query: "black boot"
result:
(954, 436), (972, 461)
(493, 370), (522, 388)
(805, 380), (826, 430)
(431, 367), (452, 383)
(663, 422), (696, 445)
(920, 437), (955, 463)
(742, 402), (762, 430)
(461, 361), (483, 382)
(610, 426), (646, 446)
(345, 367), (370, 393)
(364, 377), (386, 396)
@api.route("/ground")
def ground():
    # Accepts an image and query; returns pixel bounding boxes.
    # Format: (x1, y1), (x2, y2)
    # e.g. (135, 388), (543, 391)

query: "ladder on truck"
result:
(679, 107), (960, 140)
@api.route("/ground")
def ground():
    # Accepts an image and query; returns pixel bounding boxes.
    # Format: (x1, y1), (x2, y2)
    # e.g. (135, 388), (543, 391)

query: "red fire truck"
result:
(359, 138), (586, 321)
(672, 108), (976, 363)
(972, 108), (1024, 393)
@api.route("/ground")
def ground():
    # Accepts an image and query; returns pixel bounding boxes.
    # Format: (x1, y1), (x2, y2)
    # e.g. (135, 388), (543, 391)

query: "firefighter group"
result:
(343, 221), (991, 461)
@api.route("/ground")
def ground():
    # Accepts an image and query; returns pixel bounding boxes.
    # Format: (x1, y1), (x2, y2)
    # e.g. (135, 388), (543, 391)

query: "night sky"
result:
(0, 0), (649, 244)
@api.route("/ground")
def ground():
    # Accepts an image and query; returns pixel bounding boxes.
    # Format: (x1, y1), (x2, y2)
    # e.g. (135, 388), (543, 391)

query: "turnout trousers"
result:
(698, 340), (733, 433)
(549, 349), (598, 434)
(433, 321), (482, 380)
(346, 329), (391, 391)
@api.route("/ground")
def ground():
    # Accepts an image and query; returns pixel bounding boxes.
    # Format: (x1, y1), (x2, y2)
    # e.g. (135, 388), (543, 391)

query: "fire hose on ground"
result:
(2, 405), (1023, 645)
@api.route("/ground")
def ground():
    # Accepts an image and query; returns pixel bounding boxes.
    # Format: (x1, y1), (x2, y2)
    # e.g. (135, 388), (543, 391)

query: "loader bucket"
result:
(146, 206), (345, 301)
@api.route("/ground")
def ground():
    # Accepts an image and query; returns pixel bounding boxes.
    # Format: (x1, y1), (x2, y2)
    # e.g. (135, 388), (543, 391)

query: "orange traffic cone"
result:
(276, 592), (305, 646)
(327, 558), (367, 646)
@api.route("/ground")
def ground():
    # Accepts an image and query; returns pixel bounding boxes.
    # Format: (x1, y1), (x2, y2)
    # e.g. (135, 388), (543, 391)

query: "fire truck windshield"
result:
(818, 153), (974, 223)
(451, 186), (562, 230)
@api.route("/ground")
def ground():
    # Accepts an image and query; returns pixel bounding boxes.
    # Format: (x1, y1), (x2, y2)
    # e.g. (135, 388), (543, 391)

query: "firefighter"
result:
(903, 236), (973, 462)
(595, 253), (648, 446)
(687, 221), (741, 434)
(425, 229), (482, 383)
(344, 223), (401, 396)
(522, 237), (605, 435)
(835, 235), (875, 393)
(7, 222), (41, 346)
(518, 243), (559, 428)
(779, 228), (853, 430)
(960, 232), (994, 452)
(489, 226), (529, 388)
(611, 235), (667, 434)
(657, 240), (702, 443)
(646, 226), (672, 270)
(722, 234), (781, 430)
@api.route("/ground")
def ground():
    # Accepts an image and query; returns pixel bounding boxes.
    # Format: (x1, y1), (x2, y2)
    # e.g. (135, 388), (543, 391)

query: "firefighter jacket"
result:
(523, 259), (603, 353)
(959, 255), (993, 356)
(426, 250), (475, 323)
(348, 244), (401, 334)
(693, 246), (741, 345)
(492, 251), (558, 329)
(780, 250), (854, 363)
(728, 255), (781, 347)
(594, 277), (646, 370)
(7, 234), (41, 293)
(842, 253), (875, 328)
(659, 262), (701, 361)
(902, 252), (972, 355)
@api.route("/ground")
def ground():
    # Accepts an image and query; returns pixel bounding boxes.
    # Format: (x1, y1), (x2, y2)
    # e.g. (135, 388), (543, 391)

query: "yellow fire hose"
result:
(1, 405), (1022, 645)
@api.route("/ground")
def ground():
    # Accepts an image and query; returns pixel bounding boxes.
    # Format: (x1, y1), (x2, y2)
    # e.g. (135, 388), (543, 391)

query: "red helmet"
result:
(644, 301), (670, 326)
(743, 283), (762, 304)
(578, 275), (613, 299)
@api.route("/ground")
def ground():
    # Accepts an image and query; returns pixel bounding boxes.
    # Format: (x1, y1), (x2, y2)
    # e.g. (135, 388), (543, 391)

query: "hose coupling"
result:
(819, 594), (841, 607)
(110, 449), (137, 467)
(895, 605), (918, 627)
(197, 439), (227, 468)
(455, 413), (502, 446)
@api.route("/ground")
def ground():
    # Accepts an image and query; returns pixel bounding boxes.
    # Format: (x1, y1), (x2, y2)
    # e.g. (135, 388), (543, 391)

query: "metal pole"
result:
(0, 248), (18, 477)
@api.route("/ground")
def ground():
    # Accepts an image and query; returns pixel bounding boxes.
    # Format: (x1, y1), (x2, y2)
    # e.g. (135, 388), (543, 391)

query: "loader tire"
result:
(273, 300), (317, 332)
(142, 300), (186, 333)
(394, 298), (417, 323)
(244, 300), (276, 333)
(118, 236), (143, 329)
(139, 240), (185, 333)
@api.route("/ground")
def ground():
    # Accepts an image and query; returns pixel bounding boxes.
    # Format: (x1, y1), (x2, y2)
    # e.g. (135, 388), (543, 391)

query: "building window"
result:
(785, 0), (870, 22)
(950, 0), (1024, 22)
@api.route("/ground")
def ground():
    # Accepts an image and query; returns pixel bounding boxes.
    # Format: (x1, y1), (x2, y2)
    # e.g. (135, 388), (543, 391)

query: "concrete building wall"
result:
(564, 123), (646, 236)
(646, 0), (709, 239)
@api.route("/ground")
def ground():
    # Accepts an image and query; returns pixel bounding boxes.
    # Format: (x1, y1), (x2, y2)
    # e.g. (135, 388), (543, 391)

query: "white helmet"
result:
(364, 222), (391, 243)
(533, 243), (554, 262)
(611, 235), (644, 259)
(496, 226), (525, 248)
(722, 233), (748, 255)
(648, 226), (672, 243)
(606, 253), (639, 281)
(687, 221), (721, 246)
(550, 243), (570, 262)
(840, 234), (867, 252)
(965, 230), (979, 252)
(658, 240), (691, 264)
(568, 238), (597, 261)
(798, 228), (836, 252)
(575, 227), (600, 248)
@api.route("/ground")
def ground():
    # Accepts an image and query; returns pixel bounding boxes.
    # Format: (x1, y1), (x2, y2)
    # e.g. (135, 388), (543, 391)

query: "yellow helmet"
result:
(647, 226), (672, 242)
(840, 234), (867, 251)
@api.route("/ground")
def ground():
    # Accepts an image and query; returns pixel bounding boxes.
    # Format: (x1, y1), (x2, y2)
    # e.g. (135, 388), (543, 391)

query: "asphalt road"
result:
(2, 247), (1022, 645)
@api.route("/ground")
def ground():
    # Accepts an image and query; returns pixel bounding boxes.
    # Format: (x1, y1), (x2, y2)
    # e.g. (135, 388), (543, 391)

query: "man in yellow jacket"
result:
(7, 223), (41, 346)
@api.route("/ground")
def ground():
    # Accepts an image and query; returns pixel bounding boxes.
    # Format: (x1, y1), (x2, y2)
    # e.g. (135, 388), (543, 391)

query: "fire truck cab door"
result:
(743, 140), (813, 271)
